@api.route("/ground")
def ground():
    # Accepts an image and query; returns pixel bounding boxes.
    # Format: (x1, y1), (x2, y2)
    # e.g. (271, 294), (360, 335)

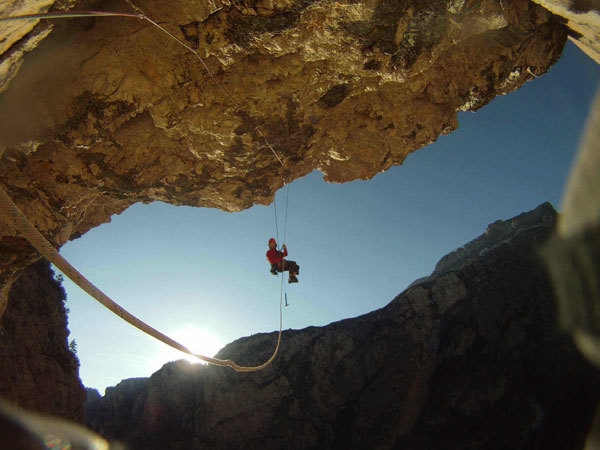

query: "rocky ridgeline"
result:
(85, 203), (600, 450)
(432, 201), (558, 275)
(1, 1), (599, 446)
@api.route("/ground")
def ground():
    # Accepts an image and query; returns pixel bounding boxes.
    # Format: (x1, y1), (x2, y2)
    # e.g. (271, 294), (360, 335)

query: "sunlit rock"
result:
(0, 0), (572, 310)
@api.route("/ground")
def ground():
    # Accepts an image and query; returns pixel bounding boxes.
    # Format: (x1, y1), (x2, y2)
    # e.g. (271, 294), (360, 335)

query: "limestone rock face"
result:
(0, 260), (85, 423)
(85, 203), (600, 450)
(0, 0), (569, 311)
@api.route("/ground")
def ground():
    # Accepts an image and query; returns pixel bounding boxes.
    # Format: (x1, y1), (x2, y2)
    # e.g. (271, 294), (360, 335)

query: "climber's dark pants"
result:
(272, 260), (299, 275)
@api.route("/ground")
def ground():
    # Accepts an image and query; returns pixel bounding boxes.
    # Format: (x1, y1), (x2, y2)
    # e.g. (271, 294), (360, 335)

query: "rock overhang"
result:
(0, 0), (576, 307)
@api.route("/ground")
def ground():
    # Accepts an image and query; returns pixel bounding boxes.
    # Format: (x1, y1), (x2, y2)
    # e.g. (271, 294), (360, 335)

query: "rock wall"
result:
(0, 259), (85, 423)
(532, 0), (600, 63)
(0, 0), (598, 444)
(0, 0), (570, 312)
(85, 203), (600, 450)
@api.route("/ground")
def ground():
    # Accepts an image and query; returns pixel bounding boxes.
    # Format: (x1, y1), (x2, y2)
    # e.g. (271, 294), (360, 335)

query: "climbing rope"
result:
(0, 186), (282, 372)
(0, 10), (142, 21)
(273, 180), (291, 305)
(272, 182), (290, 246)
(0, 1), (291, 371)
(0, 5), (286, 168)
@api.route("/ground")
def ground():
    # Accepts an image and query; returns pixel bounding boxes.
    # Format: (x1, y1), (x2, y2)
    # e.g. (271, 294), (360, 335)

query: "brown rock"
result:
(0, 0), (570, 313)
(0, 1), (599, 443)
(532, 0), (600, 63)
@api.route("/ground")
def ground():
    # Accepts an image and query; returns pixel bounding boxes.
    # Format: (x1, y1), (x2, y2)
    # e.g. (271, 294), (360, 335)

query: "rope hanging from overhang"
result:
(0, 0), (294, 372)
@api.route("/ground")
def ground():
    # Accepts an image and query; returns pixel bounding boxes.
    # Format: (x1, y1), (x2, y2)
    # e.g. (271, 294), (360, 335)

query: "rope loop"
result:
(0, 186), (282, 372)
(0, 0), (293, 372)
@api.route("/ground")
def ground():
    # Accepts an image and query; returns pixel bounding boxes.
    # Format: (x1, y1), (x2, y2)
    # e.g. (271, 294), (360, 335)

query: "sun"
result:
(148, 325), (225, 372)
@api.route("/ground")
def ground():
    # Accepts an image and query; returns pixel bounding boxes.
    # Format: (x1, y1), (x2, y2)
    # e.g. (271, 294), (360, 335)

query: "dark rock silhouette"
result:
(0, 260), (85, 423)
(85, 203), (600, 450)
(1, 1), (598, 446)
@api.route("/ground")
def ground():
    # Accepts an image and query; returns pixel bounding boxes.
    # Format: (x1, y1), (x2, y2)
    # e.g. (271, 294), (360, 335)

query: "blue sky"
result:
(58, 41), (600, 393)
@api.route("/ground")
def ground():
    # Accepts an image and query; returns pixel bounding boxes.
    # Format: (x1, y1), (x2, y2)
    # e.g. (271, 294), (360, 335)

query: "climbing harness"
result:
(0, 0), (292, 371)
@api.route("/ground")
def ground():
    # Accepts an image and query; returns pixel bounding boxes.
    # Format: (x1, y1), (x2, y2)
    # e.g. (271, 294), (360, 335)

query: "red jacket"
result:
(266, 246), (287, 265)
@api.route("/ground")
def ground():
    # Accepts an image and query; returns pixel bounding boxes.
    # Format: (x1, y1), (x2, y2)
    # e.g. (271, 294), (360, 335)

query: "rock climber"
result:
(267, 237), (300, 283)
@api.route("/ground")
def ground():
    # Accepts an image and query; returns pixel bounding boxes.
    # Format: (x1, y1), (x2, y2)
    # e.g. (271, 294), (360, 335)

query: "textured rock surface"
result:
(0, 260), (85, 423)
(532, 0), (600, 63)
(0, 0), (570, 312)
(85, 203), (600, 450)
(0, 1), (597, 443)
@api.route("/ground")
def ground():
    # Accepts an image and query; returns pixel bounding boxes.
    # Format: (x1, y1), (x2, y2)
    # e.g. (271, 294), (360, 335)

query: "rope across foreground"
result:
(0, 1), (292, 372)
(0, 186), (283, 372)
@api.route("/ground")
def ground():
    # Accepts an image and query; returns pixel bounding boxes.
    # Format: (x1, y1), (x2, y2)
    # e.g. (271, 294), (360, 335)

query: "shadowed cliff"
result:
(0, 1), (599, 447)
(85, 203), (600, 450)
(0, 260), (85, 423)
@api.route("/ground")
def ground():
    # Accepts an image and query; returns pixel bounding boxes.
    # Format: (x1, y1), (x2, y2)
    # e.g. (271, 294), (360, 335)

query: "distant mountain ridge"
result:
(85, 203), (599, 450)
(432, 202), (558, 275)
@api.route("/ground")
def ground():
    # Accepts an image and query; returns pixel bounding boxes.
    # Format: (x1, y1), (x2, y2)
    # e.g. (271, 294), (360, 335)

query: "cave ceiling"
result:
(0, 0), (577, 307)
